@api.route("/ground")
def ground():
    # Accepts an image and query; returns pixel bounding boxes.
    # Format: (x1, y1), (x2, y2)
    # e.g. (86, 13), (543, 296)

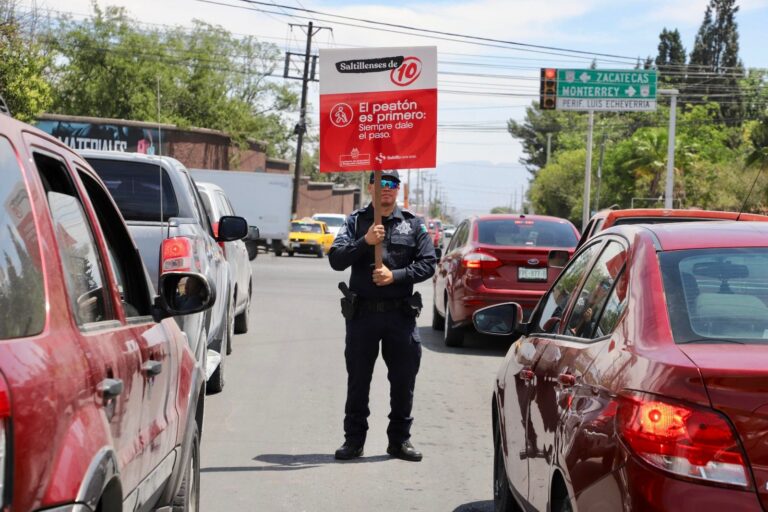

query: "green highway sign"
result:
(555, 69), (658, 111)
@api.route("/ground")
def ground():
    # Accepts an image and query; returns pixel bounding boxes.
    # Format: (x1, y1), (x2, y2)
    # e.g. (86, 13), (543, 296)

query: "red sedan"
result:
(432, 214), (579, 346)
(474, 221), (768, 511)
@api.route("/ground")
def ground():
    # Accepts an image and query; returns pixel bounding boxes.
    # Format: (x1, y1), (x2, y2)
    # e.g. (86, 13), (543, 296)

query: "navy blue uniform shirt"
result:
(329, 204), (437, 299)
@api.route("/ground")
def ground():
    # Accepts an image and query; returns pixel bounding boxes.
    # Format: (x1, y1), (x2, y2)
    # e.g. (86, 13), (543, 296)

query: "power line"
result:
(228, 0), (640, 61)
(196, 0), (637, 64)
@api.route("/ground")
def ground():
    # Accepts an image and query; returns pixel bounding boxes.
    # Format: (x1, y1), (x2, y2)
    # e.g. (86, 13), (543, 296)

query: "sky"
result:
(24, 0), (768, 218)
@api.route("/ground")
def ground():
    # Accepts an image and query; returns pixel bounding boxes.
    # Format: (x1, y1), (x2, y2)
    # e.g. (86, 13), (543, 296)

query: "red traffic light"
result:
(544, 68), (556, 80)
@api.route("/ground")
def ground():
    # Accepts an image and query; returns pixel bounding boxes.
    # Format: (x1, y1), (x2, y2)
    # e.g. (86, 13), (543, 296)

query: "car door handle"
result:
(98, 378), (124, 400)
(558, 373), (577, 388)
(141, 360), (163, 376)
(520, 368), (535, 382)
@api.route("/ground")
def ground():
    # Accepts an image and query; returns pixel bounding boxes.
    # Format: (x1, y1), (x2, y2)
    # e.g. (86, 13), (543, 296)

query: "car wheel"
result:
(494, 423), (520, 512)
(172, 423), (200, 512)
(432, 302), (444, 331)
(275, 249), (283, 257)
(288, 251), (295, 257)
(444, 301), (464, 347)
(316, 247), (324, 258)
(234, 281), (251, 334)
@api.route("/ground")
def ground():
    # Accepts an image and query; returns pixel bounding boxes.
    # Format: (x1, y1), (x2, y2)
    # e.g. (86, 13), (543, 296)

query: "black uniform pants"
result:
(344, 310), (421, 446)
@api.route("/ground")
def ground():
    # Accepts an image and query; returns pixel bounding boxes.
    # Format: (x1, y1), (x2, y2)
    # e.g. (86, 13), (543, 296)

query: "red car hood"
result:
(680, 344), (768, 504)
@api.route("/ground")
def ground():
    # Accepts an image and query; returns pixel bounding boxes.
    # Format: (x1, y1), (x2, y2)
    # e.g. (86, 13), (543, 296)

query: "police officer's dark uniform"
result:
(329, 170), (437, 462)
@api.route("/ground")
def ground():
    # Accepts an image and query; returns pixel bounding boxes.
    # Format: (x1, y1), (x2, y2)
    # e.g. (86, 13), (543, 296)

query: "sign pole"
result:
(661, 89), (679, 209)
(373, 169), (383, 269)
(582, 110), (595, 231)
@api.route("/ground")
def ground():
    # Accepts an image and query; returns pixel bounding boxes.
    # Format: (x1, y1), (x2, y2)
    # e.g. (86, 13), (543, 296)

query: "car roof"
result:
(195, 181), (224, 194)
(607, 221), (768, 251)
(312, 213), (345, 218)
(79, 149), (186, 171)
(473, 213), (575, 225)
(598, 208), (768, 227)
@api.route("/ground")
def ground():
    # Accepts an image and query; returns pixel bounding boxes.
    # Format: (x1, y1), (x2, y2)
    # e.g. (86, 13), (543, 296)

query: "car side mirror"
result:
(154, 272), (215, 321)
(473, 302), (522, 336)
(548, 250), (570, 268)
(216, 215), (248, 242)
(246, 225), (260, 241)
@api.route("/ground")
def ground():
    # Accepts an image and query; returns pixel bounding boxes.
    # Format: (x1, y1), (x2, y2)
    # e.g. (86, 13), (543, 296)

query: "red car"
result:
(432, 214), (579, 346)
(577, 207), (768, 249)
(0, 114), (216, 510)
(475, 221), (768, 511)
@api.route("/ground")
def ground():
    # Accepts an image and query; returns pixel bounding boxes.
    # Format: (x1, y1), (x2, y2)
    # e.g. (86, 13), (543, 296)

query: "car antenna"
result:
(156, 77), (168, 239)
(736, 162), (764, 221)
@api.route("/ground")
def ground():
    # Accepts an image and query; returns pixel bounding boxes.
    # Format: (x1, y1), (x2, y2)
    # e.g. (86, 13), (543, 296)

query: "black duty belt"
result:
(358, 298), (406, 313)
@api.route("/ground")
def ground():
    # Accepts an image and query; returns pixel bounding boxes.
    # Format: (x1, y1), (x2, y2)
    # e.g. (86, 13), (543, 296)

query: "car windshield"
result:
(660, 248), (768, 344)
(292, 222), (322, 233)
(314, 216), (344, 227)
(87, 159), (180, 221)
(476, 219), (577, 248)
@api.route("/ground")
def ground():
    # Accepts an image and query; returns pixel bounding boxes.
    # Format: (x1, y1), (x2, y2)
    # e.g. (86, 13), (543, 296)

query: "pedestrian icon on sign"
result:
(330, 103), (353, 128)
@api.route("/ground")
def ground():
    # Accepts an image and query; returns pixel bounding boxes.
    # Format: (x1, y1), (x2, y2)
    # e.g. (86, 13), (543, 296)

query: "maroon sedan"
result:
(432, 214), (579, 346)
(475, 221), (768, 511)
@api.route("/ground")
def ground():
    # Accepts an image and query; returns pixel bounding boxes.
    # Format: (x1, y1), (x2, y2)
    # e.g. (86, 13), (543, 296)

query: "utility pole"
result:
(658, 89), (679, 209)
(546, 132), (553, 165)
(595, 130), (607, 212)
(286, 22), (330, 218)
(582, 111), (595, 230)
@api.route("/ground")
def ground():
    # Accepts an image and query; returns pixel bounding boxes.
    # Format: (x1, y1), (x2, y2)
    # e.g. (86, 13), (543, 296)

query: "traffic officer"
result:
(329, 170), (437, 462)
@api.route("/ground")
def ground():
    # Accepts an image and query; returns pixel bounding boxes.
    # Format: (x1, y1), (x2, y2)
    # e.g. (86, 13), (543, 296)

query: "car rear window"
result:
(660, 248), (768, 344)
(292, 222), (322, 234)
(313, 216), (344, 227)
(0, 137), (45, 339)
(86, 159), (180, 221)
(476, 219), (577, 248)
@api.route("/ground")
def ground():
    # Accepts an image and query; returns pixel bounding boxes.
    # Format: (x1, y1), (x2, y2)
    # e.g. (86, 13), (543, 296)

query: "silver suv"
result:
(81, 151), (247, 393)
(196, 181), (254, 337)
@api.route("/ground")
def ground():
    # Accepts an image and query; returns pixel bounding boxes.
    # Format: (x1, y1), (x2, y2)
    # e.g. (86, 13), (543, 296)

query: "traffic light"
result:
(540, 68), (557, 110)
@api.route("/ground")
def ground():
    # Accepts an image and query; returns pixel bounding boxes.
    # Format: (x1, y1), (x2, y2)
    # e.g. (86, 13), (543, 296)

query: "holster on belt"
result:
(338, 282), (358, 320)
(401, 291), (423, 318)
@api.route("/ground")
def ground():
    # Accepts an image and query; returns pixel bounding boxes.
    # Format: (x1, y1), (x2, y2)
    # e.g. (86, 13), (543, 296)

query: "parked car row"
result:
(433, 205), (768, 510)
(0, 115), (256, 511)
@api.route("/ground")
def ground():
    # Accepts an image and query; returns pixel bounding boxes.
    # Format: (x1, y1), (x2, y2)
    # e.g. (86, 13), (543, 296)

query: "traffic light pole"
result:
(582, 110), (594, 231)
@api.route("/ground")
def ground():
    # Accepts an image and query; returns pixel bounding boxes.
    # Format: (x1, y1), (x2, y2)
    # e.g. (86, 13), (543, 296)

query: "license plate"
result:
(518, 267), (547, 281)
(292, 243), (301, 249)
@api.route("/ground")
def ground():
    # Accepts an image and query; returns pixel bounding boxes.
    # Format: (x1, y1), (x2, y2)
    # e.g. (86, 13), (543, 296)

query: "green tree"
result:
(507, 105), (584, 173)
(0, 0), (53, 121)
(688, 0), (744, 122)
(50, 5), (299, 159)
(528, 149), (589, 226)
(490, 206), (512, 214)
(655, 28), (686, 86)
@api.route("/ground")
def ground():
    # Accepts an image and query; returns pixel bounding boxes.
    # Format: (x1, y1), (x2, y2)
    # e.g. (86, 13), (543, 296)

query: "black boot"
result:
(335, 441), (364, 460)
(387, 440), (422, 462)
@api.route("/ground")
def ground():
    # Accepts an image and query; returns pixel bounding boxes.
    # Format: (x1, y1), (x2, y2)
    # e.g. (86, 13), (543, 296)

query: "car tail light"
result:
(462, 252), (502, 270)
(0, 374), (11, 506)
(212, 222), (226, 257)
(161, 237), (193, 272)
(617, 392), (749, 487)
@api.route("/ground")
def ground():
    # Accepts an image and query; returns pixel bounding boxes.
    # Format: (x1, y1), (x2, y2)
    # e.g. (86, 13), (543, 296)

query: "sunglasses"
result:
(379, 179), (400, 190)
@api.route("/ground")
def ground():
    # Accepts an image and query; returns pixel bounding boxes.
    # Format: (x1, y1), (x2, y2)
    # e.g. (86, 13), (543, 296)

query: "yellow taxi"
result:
(286, 218), (335, 257)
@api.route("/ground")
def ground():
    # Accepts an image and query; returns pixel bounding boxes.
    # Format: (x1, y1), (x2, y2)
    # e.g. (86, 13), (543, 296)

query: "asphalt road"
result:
(200, 252), (511, 511)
